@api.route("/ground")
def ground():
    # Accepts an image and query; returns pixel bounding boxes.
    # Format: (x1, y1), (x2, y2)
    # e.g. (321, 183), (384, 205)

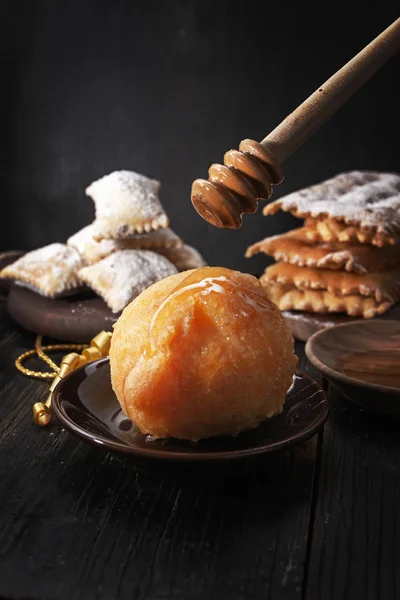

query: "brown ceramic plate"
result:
(52, 358), (328, 464)
(305, 320), (400, 416)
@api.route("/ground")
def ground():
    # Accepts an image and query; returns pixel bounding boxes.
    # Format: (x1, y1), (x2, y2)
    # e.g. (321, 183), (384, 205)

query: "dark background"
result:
(1, 0), (399, 275)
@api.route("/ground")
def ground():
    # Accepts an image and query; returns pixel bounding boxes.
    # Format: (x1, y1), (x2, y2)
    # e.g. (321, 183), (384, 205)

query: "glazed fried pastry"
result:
(261, 263), (400, 303)
(0, 243), (83, 298)
(87, 170), (169, 240)
(264, 282), (393, 319)
(246, 227), (400, 274)
(67, 224), (182, 265)
(263, 171), (400, 245)
(110, 267), (297, 441)
(78, 249), (178, 313)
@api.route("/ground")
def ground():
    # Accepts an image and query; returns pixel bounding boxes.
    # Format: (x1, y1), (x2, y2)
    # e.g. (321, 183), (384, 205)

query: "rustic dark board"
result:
(0, 305), (318, 600)
(305, 387), (400, 600)
(2, 3), (400, 598)
(7, 284), (118, 343)
(2, 303), (400, 599)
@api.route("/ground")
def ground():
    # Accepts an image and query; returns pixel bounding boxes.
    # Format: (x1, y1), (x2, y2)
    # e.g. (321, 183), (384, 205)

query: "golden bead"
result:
(82, 346), (102, 362)
(49, 375), (62, 393)
(60, 352), (80, 369)
(91, 330), (112, 356)
(33, 402), (51, 427)
(58, 363), (72, 379)
(75, 354), (88, 368)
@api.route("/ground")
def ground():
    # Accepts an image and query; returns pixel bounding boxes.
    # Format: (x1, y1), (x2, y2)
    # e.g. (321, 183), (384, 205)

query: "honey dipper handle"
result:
(261, 18), (400, 163)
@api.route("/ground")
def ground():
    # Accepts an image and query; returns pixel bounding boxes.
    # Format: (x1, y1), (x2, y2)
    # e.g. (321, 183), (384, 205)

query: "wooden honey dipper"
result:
(191, 18), (400, 229)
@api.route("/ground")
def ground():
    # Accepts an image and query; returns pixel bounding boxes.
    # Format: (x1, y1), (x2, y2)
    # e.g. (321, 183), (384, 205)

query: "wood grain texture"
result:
(7, 284), (117, 343)
(0, 306), (318, 600)
(2, 307), (400, 600)
(305, 387), (400, 600)
(2, 4), (400, 597)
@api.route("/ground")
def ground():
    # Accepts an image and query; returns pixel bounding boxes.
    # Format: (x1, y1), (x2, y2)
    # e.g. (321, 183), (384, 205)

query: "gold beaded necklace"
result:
(15, 331), (112, 427)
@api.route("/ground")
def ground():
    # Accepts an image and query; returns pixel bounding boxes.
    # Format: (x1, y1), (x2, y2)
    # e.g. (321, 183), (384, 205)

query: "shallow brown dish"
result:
(305, 320), (400, 416)
(52, 358), (328, 465)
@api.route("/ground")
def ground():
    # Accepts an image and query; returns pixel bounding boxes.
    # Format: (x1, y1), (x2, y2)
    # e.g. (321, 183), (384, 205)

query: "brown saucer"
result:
(284, 304), (400, 341)
(52, 358), (329, 466)
(305, 320), (400, 416)
(7, 284), (118, 343)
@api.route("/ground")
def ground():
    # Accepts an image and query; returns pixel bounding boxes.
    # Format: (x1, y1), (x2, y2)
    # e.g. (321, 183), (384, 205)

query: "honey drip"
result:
(144, 267), (274, 359)
(191, 139), (283, 229)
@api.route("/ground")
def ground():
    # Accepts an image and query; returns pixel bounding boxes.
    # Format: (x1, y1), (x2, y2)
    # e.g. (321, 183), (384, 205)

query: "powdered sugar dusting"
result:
(78, 249), (178, 313)
(0, 243), (83, 297)
(67, 224), (120, 264)
(67, 224), (183, 265)
(86, 170), (169, 238)
(283, 310), (339, 328)
(264, 171), (400, 233)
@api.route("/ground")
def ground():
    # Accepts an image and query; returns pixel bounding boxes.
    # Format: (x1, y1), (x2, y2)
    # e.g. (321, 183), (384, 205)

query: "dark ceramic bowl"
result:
(52, 358), (328, 467)
(305, 320), (400, 416)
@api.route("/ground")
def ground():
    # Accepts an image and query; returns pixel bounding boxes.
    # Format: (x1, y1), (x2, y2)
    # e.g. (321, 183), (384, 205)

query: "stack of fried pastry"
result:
(246, 171), (400, 319)
(0, 170), (206, 313)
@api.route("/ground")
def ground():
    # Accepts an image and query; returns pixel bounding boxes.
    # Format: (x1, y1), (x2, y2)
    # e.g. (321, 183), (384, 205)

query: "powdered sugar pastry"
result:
(263, 171), (400, 235)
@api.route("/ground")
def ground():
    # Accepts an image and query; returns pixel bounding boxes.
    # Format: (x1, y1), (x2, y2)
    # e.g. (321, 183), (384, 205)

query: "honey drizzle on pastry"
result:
(145, 267), (276, 359)
(191, 140), (283, 229)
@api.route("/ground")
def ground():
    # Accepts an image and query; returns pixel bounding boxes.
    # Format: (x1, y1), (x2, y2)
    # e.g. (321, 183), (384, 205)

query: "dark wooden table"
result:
(1, 301), (400, 600)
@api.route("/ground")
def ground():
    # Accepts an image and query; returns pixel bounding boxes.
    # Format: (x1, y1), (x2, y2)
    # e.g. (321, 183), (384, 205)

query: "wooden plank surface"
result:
(4, 303), (400, 600)
(0, 307), (318, 600)
(305, 387), (400, 600)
